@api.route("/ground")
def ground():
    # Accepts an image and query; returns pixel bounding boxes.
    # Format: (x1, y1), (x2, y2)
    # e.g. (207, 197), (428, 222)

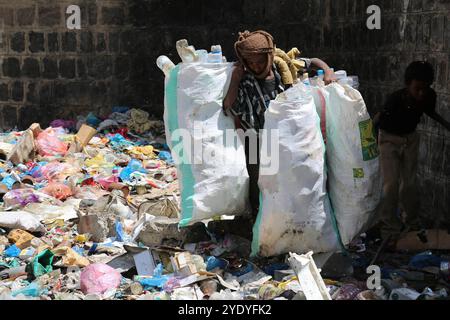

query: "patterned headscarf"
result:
(234, 30), (275, 79)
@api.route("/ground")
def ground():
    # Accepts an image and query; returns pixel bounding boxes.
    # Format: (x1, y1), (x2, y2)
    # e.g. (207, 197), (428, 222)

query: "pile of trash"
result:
(0, 105), (449, 300)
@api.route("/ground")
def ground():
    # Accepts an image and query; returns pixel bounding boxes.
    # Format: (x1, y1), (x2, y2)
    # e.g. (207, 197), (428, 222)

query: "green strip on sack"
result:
(250, 192), (264, 257)
(165, 65), (195, 227)
(321, 111), (347, 253)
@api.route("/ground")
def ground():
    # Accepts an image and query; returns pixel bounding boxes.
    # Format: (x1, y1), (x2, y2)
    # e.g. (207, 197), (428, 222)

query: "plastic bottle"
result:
(440, 261), (450, 279)
(195, 49), (208, 63)
(176, 39), (197, 63)
(349, 76), (359, 89)
(317, 69), (325, 81)
(334, 70), (347, 81)
(207, 45), (223, 63)
(156, 55), (175, 77)
(302, 73), (311, 86)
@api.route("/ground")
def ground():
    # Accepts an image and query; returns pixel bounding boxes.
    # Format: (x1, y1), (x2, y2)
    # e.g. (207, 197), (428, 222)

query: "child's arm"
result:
(309, 58), (336, 84)
(372, 112), (381, 128)
(223, 63), (245, 116)
(427, 111), (450, 131)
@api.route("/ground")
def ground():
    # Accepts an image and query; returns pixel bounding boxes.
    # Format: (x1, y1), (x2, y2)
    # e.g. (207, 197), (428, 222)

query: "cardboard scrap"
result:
(396, 229), (450, 251)
(7, 229), (35, 250)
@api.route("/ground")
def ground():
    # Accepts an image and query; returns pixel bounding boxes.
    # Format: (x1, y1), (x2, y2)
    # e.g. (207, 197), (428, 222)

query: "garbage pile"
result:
(0, 105), (449, 300)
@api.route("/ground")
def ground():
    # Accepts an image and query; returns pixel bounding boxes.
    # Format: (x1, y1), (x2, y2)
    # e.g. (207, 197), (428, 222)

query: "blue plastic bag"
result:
(136, 264), (170, 289)
(206, 256), (228, 271)
(86, 112), (101, 127)
(158, 151), (174, 164)
(11, 281), (47, 297)
(119, 159), (147, 182)
(108, 134), (134, 152)
(409, 252), (442, 269)
(112, 106), (130, 114)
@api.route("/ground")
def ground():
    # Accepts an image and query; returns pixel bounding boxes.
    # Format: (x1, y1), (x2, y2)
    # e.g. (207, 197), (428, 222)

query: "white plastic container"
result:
(176, 39), (197, 63)
(195, 50), (208, 63)
(302, 73), (311, 86)
(156, 55), (175, 77)
(334, 70), (347, 80)
(207, 45), (223, 63)
(288, 252), (332, 300)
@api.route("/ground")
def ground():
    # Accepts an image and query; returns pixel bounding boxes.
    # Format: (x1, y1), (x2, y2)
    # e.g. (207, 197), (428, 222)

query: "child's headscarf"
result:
(234, 30), (275, 79)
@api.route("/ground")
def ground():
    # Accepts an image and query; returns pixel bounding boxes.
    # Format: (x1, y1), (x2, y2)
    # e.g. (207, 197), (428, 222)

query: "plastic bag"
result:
(164, 63), (249, 226)
(11, 281), (47, 297)
(108, 134), (133, 151)
(4, 244), (21, 257)
(252, 83), (340, 257)
(3, 189), (41, 208)
(119, 159), (147, 182)
(312, 83), (381, 245)
(42, 182), (73, 200)
(40, 162), (77, 182)
(26, 249), (54, 278)
(80, 263), (122, 294)
(0, 211), (45, 232)
(36, 128), (68, 157)
(96, 175), (119, 190)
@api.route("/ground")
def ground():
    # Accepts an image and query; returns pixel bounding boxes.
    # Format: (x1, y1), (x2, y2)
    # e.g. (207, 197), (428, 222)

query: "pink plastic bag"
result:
(36, 128), (68, 157)
(42, 182), (73, 200)
(40, 162), (77, 182)
(80, 263), (122, 295)
(96, 176), (119, 190)
(3, 189), (41, 208)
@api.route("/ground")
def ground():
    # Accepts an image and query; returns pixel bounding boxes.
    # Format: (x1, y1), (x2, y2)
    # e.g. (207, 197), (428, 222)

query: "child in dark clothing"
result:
(373, 61), (450, 241)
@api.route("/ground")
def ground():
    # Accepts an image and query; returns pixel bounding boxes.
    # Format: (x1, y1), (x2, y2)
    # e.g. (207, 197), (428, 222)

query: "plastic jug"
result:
(156, 55), (175, 77)
(207, 45), (223, 63)
(176, 39), (197, 63)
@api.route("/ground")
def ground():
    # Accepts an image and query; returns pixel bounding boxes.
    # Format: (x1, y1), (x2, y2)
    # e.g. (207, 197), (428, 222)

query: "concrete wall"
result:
(0, 0), (448, 224)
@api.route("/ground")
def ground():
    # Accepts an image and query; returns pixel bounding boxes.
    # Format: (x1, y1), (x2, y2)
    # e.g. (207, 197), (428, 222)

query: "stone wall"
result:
(0, 0), (448, 224)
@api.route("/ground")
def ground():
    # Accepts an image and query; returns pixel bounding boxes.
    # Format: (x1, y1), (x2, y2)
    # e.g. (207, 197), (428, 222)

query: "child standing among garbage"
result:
(373, 61), (450, 243)
(223, 30), (336, 219)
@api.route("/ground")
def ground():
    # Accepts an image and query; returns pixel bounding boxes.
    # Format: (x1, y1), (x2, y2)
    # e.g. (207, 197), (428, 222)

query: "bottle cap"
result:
(211, 45), (222, 53)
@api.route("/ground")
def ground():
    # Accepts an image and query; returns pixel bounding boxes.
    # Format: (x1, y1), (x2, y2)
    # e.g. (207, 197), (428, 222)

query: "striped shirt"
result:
(228, 65), (285, 131)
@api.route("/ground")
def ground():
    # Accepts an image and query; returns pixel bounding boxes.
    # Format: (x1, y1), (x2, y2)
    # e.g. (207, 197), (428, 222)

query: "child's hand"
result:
(324, 69), (337, 84)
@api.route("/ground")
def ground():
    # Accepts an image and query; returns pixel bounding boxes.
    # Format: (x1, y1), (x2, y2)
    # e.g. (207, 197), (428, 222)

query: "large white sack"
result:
(0, 211), (45, 233)
(252, 83), (340, 257)
(164, 63), (249, 227)
(312, 83), (382, 245)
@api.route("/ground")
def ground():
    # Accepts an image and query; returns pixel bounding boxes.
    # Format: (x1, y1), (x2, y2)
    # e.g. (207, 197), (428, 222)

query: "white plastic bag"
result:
(0, 211), (45, 233)
(164, 63), (249, 226)
(252, 84), (340, 257)
(312, 83), (381, 245)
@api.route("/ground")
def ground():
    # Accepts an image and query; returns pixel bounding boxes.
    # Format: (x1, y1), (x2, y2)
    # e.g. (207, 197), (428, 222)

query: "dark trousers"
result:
(244, 133), (260, 218)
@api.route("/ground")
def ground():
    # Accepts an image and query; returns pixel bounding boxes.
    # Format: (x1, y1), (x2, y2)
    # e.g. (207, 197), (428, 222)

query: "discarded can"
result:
(129, 282), (144, 295)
